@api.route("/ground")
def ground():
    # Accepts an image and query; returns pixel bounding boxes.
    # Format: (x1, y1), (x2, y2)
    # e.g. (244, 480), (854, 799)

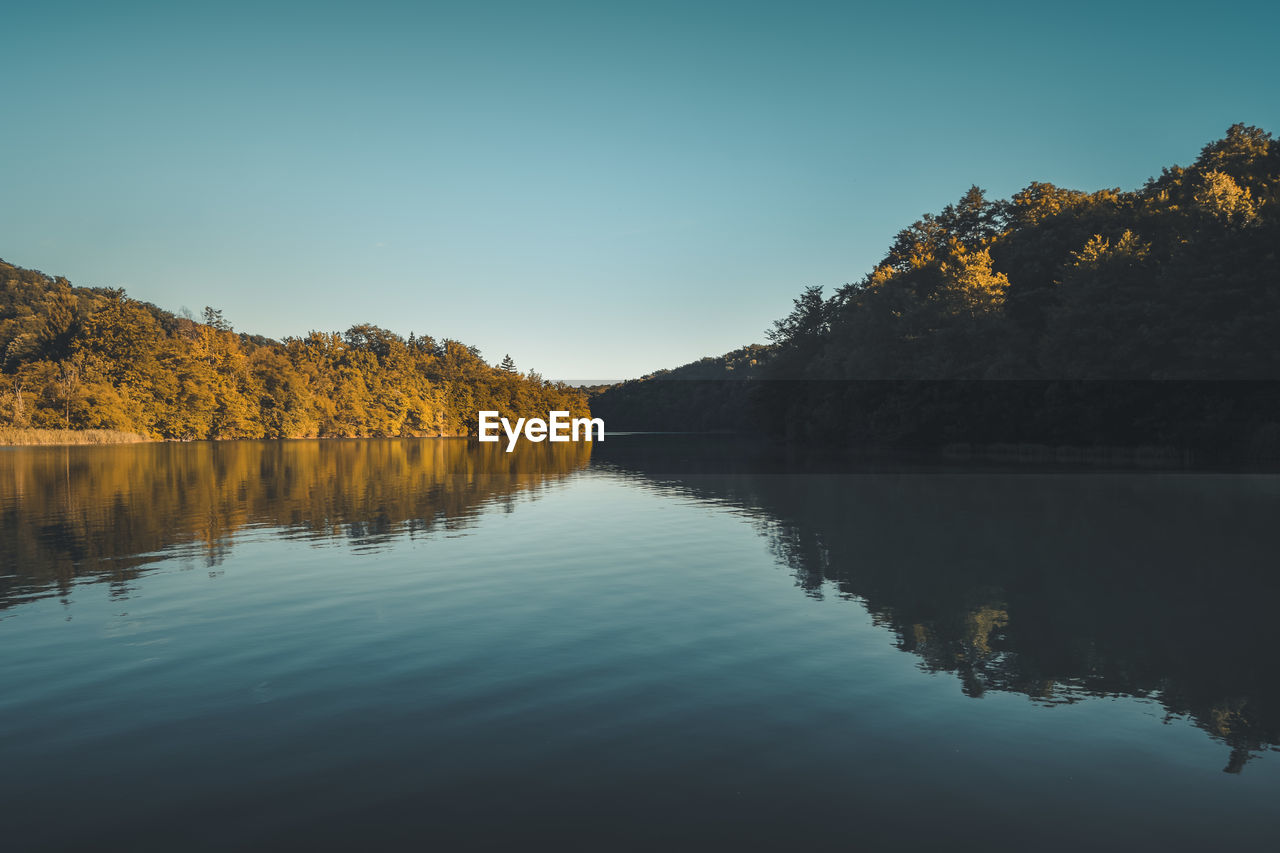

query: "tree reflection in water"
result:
(594, 435), (1280, 774)
(4, 434), (1277, 774)
(0, 438), (592, 605)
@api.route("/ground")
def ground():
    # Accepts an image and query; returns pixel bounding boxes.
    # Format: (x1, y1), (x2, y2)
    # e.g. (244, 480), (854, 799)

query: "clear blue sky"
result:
(3, 0), (1276, 379)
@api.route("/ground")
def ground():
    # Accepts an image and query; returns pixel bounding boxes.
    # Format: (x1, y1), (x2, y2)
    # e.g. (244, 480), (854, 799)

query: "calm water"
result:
(2, 436), (1278, 850)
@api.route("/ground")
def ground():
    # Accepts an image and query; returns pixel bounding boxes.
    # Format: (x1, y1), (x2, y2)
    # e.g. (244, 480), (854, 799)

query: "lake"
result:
(2, 436), (1278, 850)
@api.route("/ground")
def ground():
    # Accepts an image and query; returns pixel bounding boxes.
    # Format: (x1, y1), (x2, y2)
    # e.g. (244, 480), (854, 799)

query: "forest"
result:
(7, 124), (1278, 450)
(0, 261), (589, 439)
(594, 124), (1280, 457)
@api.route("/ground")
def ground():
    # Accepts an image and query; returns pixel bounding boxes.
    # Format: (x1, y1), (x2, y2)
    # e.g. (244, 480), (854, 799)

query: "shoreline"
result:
(0, 428), (154, 446)
(0, 429), (474, 446)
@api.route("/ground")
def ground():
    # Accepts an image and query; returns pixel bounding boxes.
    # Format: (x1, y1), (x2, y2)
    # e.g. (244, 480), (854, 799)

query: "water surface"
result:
(2, 437), (1278, 849)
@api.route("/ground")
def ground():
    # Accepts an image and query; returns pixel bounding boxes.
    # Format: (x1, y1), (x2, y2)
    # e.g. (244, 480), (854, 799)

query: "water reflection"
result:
(594, 435), (1280, 773)
(0, 439), (592, 607)
(3, 433), (1278, 783)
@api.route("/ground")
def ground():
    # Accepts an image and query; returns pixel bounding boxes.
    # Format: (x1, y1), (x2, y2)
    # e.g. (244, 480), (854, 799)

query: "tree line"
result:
(597, 124), (1280, 457)
(0, 263), (589, 439)
(589, 344), (768, 432)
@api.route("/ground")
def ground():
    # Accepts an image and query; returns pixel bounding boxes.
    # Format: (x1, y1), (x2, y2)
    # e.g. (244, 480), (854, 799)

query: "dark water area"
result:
(591, 380), (1280, 462)
(2, 437), (1278, 850)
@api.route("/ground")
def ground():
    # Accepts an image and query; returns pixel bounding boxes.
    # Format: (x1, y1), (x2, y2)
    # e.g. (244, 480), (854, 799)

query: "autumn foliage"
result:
(0, 270), (589, 439)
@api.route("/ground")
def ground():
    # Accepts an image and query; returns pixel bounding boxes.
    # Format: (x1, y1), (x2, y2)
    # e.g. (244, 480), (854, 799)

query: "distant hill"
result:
(589, 344), (771, 431)
(0, 259), (588, 439)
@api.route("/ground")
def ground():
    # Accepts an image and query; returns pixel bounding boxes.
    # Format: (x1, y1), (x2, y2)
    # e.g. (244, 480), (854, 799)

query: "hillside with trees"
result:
(0, 262), (588, 439)
(589, 344), (770, 432)
(603, 125), (1280, 458)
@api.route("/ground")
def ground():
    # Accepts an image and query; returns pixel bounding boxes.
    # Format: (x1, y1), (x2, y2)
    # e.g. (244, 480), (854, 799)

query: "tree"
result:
(768, 285), (828, 347)
(57, 357), (82, 429)
(202, 306), (231, 332)
(1194, 170), (1259, 227)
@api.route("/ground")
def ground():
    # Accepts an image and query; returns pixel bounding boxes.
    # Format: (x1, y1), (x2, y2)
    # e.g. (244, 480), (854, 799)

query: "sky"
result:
(3, 0), (1277, 380)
